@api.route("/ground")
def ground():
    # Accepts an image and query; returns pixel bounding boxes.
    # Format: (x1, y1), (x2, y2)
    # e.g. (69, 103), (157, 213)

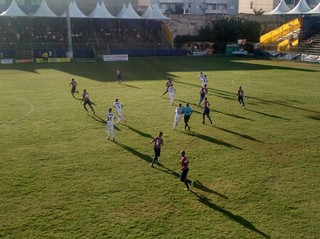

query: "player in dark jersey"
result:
(202, 97), (212, 124)
(179, 150), (193, 190)
(198, 84), (208, 107)
(237, 86), (245, 109)
(69, 78), (79, 97)
(80, 89), (95, 114)
(149, 131), (164, 167)
(161, 77), (173, 97)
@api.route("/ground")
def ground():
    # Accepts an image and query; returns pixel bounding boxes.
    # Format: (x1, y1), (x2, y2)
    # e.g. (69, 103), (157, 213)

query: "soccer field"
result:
(0, 56), (319, 238)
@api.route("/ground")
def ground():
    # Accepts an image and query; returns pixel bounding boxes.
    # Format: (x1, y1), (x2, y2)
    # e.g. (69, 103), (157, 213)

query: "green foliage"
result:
(199, 16), (261, 43)
(0, 56), (319, 238)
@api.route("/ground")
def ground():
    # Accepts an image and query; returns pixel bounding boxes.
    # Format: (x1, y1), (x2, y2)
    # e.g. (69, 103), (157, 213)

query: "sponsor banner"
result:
(16, 58), (33, 64)
(36, 58), (70, 63)
(1, 59), (14, 64)
(102, 54), (128, 62)
(192, 51), (207, 56)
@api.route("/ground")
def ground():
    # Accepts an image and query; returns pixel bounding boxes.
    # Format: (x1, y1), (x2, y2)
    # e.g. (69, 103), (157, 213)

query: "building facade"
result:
(150, 0), (238, 15)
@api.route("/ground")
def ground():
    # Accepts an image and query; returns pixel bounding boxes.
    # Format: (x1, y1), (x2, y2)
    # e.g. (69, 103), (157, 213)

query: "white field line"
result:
(5, 99), (34, 125)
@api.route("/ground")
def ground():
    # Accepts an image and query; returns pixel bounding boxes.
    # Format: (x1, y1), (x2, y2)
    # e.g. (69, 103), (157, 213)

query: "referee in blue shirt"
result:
(183, 103), (193, 131)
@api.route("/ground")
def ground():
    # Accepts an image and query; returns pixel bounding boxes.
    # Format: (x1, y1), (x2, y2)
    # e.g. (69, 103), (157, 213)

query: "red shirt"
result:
(180, 156), (189, 170)
(203, 100), (210, 108)
(152, 136), (163, 149)
(237, 89), (244, 96)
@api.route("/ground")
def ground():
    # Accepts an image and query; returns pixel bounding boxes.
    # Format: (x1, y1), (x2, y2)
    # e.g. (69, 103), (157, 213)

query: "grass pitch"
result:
(0, 56), (319, 239)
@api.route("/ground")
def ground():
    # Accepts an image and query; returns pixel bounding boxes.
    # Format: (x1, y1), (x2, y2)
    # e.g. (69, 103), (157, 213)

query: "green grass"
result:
(0, 56), (319, 239)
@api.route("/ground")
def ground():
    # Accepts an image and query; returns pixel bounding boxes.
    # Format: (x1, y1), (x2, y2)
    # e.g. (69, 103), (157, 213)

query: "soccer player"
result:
(202, 97), (213, 124)
(114, 98), (126, 123)
(161, 77), (173, 97)
(106, 107), (116, 141)
(80, 89), (95, 114)
(149, 131), (164, 167)
(198, 72), (204, 82)
(198, 84), (208, 107)
(183, 103), (193, 131)
(179, 150), (193, 190)
(168, 83), (175, 106)
(116, 68), (122, 84)
(173, 103), (183, 130)
(237, 86), (245, 109)
(69, 78), (78, 97)
(201, 75), (208, 87)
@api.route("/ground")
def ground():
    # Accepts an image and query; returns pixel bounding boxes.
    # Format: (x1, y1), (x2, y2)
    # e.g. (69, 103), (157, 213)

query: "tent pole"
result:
(66, 0), (73, 59)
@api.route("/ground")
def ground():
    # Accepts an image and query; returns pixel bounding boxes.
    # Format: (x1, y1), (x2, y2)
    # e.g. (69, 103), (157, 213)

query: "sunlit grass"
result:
(0, 56), (319, 238)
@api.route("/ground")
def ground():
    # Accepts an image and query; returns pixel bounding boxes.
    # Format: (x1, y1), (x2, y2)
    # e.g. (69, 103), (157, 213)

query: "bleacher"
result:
(0, 17), (173, 59)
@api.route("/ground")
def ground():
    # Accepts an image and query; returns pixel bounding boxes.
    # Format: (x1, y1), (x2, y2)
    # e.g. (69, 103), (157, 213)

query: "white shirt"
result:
(106, 112), (115, 125)
(175, 107), (183, 115)
(168, 86), (175, 95)
(114, 101), (122, 111)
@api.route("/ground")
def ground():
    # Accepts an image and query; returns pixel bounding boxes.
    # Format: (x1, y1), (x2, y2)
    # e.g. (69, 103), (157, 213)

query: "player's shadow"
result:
(154, 164), (180, 179)
(190, 191), (270, 238)
(89, 115), (121, 131)
(245, 108), (289, 120)
(308, 115), (320, 121)
(122, 83), (141, 89)
(215, 126), (263, 143)
(72, 96), (82, 101)
(89, 115), (106, 124)
(213, 109), (254, 121)
(193, 180), (228, 199)
(112, 141), (152, 163)
(183, 131), (242, 150)
(123, 125), (153, 138)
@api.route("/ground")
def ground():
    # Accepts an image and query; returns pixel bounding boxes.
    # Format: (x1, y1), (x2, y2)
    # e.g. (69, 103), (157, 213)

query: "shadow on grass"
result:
(182, 131), (242, 150)
(245, 108), (289, 120)
(122, 83), (141, 89)
(89, 114), (106, 124)
(112, 141), (152, 163)
(213, 109), (254, 121)
(193, 180), (228, 199)
(123, 125), (153, 139)
(154, 164), (180, 179)
(191, 191), (270, 238)
(308, 115), (320, 121)
(215, 126), (263, 143)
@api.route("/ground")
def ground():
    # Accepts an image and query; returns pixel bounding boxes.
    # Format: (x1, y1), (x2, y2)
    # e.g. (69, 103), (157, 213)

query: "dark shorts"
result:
(180, 168), (189, 181)
(184, 115), (190, 123)
(203, 108), (210, 115)
(154, 147), (161, 157)
(71, 86), (76, 93)
(84, 100), (92, 106)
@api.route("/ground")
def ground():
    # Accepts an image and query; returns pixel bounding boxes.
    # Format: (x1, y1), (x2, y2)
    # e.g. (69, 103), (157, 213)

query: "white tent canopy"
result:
(32, 0), (57, 18)
(0, 0), (27, 17)
(0, 0), (170, 19)
(88, 2), (114, 18)
(307, 2), (320, 14)
(145, 4), (169, 20)
(60, 0), (87, 18)
(264, 0), (291, 15)
(117, 2), (141, 19)
(286, 0), (311, 14)
(116, 4), (127, 18)
(141, 4), (153, 18)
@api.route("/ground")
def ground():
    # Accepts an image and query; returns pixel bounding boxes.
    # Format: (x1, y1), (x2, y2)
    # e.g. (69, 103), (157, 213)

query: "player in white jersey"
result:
(113, 98), (126, 123)
(198, 72), (204, 82)
(168, 84), (175, 106)
(173, 103), (183, 130)
(106, 108), (116, 141)
(201, 75), (208, 87)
